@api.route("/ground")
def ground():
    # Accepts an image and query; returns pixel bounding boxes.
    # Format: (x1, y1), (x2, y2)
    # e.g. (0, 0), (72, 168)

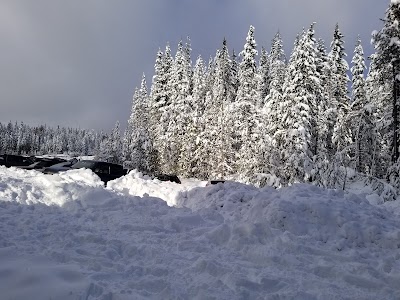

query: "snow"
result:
(0, 166), (400, 299)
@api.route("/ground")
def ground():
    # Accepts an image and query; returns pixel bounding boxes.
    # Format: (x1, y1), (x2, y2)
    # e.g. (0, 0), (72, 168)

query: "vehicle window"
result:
(110, 165), (123, 174)
(96, 163), (109, 174)
(71, 161), (96, 169)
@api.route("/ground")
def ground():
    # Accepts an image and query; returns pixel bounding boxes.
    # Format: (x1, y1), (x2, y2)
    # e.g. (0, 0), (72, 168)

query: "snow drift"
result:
(0, 166), (399, 299)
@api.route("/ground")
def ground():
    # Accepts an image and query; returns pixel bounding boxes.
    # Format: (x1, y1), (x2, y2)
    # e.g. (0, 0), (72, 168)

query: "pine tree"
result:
(349, 37), (375, 174)
(314, 38), (331, 160)
(257, 47), (270, 107)
(365, 54), (390, 177)
(207, 38), (236, 178)
(373, 0), (400, 163)
(231, 49), (239, 94)
(280, 23), (322, 184)
(228, 25), (264, 177)
(107, 121), (122, 164)
(164, 40), (194, 174)
(329, 24), (351, 156)
(262, 32), (287, 175)
(132, 75), (156, 172)
(180, 55), (207, 178)
(151, 44), (174, 173)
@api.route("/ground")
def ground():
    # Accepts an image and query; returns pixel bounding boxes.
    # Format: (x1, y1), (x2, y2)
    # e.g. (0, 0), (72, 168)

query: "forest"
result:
(1, 2), (400, 199)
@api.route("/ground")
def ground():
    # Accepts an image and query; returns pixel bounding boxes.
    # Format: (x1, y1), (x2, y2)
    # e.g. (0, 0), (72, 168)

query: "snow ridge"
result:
(0, 168), (399, 299)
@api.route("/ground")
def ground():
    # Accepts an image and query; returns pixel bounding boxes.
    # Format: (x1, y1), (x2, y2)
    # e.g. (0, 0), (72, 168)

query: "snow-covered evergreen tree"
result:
(256, 47), (270, 107)
(180, 55), (207, 178)
(153, 44), (174, 172)
(228, 25), (264, 177)
(349, 37), (375, 174)
(373, 0), (400, 163)
(207, 38), (236, 178)
(280, 23), (322, 184)
(263, 32), (287, 173)
(329, 24), (351, 155)
(164, 40), (194, 174)
(365, 54), (391, 177)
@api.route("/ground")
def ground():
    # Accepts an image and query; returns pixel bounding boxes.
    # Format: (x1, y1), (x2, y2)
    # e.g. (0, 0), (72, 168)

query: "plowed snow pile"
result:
(0, 166), (399, 299)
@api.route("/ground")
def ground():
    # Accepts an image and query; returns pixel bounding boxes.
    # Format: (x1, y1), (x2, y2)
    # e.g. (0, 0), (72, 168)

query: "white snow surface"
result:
(0, 166), (400, 299)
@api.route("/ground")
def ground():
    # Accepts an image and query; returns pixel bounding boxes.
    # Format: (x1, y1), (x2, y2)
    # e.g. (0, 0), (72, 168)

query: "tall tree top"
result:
(373, 1), (400, 66)
(270, 31), (286, 63)
(240, 25), (258, 61)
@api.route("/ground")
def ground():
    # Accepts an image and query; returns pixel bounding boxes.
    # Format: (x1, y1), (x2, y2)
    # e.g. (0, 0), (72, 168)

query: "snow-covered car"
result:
(0, 154), (34, 168)
(70, 160), (127, 184)
(42, 159), (78, 174)
(152, 174), (181, 184)
(19, 158), (67, 171)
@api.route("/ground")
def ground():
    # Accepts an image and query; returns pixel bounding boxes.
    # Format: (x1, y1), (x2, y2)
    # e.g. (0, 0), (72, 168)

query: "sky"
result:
(1, 165), (400, 298)
(0, 0), (391, 131)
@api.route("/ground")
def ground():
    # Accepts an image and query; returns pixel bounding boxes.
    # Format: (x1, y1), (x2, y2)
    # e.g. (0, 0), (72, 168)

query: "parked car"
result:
(206, 180), (226, 186)
(18, 157), (67, 171)
(70, 160), (126, 184)
(152, 174), (181, 184)
(42, 159), (78, 174)
(0, 154), (34, 168)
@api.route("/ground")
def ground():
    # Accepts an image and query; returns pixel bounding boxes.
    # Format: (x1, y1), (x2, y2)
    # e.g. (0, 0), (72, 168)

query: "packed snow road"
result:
(0, 166), (399, 299)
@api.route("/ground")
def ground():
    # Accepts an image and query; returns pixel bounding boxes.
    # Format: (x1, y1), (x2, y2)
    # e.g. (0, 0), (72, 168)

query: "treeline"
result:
(122, 2), (400, 195)
(0, 121), (123, 161)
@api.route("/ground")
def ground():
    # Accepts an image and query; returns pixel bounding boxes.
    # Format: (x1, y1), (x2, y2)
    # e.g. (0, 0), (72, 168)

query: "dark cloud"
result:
(0, 0), (391, 130)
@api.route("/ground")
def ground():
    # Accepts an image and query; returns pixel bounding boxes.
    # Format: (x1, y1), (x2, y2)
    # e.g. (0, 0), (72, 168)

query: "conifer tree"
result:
(228, 25), (264, 177)
(180, 55), (207, 178)
(264, 32), (287, 138)
(280, 23), (321, 184)
(329, 24), (351, 156)
(314, 38), (331, 160)
(125, 75), (156, 172)
(373, 0), (400, 163)
(231, 49), (239, 95)
(164, 40), (193, 174)
(257, 47), (270, 107)
(208, 38), (236, 178)
(365, 54), (390, 177)
(263, 32), (287, 174)
(349, 37), (375, 174)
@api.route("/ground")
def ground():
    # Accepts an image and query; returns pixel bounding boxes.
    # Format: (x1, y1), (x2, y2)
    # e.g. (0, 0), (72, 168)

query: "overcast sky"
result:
(0, 0), (391, 131)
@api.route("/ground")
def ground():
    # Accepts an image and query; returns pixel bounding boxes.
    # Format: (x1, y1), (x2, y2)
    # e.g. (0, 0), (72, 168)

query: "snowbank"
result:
(0, 167), (399, 299)
(107, 169), (206, 206)
(0, 166), (105, 207)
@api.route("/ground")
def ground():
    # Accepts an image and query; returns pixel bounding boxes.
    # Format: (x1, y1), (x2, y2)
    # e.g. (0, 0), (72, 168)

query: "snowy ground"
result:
(0, 166), (399, 300)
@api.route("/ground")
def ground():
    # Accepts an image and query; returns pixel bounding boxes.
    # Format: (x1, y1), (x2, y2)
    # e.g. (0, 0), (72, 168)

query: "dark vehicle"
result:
(152, 174), (181, 184)
(0, 154), (34, 168)
(19, 158), (67, 171)
(42, 159), (78, 174)
(206, 180), (226, 186)
(70, 160), (126, 184)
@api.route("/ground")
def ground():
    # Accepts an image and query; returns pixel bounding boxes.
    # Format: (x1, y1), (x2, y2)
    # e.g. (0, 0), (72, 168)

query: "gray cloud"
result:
(0, 0), (391, 130)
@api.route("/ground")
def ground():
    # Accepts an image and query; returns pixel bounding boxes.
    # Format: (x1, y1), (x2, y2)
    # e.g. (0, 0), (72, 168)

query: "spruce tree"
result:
(228, 25), (264, 177)
(164, 40), (193, 174)
(373, 0), (400, 163)
(256, 47), (270, 107)
(350, 37), (375, 174)
(280, 23), (321, 184)
(365, 54), (390, 177)
(263, 32), (287, 175)
(329, 24), (351, 156)
(181, 55), (207, 178)
(208, 38), (235, 178)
